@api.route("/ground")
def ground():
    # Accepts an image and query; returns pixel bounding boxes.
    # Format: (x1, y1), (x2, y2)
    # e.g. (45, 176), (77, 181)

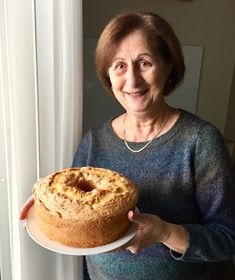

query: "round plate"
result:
(24, 205), (138, 255)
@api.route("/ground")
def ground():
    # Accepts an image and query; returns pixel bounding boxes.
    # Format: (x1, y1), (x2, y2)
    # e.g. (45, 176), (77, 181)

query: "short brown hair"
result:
(95, 11), (185, 96)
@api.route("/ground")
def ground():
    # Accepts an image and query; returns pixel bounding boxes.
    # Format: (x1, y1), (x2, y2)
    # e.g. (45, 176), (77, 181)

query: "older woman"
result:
(20, 12), (235, 280)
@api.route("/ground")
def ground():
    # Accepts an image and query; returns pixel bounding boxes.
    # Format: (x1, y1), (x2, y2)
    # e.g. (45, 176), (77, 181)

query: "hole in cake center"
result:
(77, 181), (95, 192)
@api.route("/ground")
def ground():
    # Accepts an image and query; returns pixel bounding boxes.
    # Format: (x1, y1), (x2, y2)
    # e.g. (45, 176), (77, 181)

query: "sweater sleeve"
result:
(171, 124), (235, 262)
(72, 131), (91, 167)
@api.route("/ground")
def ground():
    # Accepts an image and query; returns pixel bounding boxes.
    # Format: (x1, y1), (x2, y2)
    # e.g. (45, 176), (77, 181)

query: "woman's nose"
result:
(125, 65), (141, 88)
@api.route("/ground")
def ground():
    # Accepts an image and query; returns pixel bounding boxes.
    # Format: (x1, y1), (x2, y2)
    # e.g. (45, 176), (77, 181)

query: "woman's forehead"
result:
(111, 30), (153, 58)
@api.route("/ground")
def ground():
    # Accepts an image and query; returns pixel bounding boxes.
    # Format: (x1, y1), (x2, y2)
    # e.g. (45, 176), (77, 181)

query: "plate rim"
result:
(24, 205), (138, 255)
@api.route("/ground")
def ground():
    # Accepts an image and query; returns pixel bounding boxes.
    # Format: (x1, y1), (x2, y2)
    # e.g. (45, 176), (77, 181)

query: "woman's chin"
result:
(126, 105), (151, 115)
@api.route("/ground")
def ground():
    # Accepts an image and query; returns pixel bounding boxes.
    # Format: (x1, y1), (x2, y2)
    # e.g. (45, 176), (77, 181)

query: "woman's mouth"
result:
(124, 89), (148, 96)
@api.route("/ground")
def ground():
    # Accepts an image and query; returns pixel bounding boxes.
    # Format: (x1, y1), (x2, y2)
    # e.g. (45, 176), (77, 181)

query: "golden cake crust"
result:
(34, 167), (138, 248)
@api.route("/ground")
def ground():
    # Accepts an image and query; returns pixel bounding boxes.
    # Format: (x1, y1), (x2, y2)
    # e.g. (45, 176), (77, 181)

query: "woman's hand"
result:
(19, 181), (39, 220)
(124, 210), (170, 254)
(124, 210), (188, 254)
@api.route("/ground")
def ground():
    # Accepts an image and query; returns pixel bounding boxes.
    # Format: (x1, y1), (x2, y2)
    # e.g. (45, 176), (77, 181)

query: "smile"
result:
(124, 89), (148, 96)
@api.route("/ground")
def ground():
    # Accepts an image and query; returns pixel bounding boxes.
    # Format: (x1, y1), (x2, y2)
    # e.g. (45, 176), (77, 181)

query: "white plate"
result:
(24, 205), (138, 255)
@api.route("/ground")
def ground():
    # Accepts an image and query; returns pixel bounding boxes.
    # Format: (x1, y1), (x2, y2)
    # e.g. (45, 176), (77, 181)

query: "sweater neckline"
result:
(106, 109), (188, 149)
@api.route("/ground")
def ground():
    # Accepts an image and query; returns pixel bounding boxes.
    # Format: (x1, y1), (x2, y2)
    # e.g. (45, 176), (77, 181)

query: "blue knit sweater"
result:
(72, 110), (235, 280)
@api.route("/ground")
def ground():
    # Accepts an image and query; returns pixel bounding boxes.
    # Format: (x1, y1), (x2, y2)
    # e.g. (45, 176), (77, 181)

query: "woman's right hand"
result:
(19, 194), (34, 220)
(19, 180), (39, 220)
(19, 178), (42, 220)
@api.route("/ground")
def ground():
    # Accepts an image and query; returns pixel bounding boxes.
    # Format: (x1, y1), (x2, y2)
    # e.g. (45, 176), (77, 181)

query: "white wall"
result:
(83, 0), (235, 133)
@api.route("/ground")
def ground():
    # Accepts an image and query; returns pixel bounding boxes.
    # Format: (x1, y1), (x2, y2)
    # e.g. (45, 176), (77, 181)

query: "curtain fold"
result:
(1, 0), (83, 279)
(36, 0), (84, 279)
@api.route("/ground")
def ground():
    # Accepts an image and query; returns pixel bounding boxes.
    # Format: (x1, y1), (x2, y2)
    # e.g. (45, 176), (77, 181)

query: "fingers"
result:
(125, 239), (141, 254)
(107, 245), (125, 254)
(19, 195), (34, 220)
(125, 210), (141, 253)
(126, 246), (140, 254)
(128, 210), (134, 220)
(127, 210), (147, 226)
(125, 232), (144, 254)
(126, 211), (164, 254)
(19, 179), (42, 220)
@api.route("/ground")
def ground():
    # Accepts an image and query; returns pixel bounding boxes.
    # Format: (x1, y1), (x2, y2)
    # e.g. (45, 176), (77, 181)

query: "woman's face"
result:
(108, 29), (170, 116)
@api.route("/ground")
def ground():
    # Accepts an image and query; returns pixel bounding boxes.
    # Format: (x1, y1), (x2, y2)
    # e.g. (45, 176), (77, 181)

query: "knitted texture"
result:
(72, 110), (235, 280)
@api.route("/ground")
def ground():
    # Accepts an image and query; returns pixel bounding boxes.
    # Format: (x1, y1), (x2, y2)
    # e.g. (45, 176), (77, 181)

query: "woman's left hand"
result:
(124, 210), (169, 254)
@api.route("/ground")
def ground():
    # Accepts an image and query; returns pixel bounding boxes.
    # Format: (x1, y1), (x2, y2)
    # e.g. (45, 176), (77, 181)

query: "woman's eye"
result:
(139, 60), (151, 69)
(115, 63), (126, 71)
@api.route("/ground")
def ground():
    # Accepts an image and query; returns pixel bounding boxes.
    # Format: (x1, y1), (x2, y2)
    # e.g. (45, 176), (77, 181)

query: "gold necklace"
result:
(123, 113), (170, 153)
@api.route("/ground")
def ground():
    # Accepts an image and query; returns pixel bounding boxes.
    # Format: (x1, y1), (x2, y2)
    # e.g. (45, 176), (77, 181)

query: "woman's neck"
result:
(123, 105), (175, 142)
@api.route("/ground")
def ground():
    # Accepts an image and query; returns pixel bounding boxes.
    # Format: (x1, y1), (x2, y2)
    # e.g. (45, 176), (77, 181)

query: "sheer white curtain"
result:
(0, 0), (83, 280)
